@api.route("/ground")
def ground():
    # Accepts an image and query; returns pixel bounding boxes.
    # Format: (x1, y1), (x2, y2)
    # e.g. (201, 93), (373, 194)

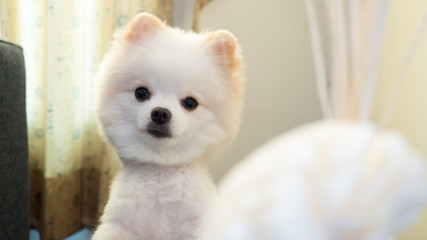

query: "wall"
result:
(200, 0), (322, 182)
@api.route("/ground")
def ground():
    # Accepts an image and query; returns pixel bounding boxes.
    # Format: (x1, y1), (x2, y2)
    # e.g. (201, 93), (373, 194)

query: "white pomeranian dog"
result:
(92, 13), (245, 240)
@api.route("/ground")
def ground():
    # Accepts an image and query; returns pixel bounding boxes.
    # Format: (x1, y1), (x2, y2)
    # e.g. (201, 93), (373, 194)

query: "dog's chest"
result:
(132, 183), (198, 239)
(110, 163), (210, 239)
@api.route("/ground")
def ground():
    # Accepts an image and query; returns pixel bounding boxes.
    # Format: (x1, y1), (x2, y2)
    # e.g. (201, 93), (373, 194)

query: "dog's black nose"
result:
(151, 107), (172, 124)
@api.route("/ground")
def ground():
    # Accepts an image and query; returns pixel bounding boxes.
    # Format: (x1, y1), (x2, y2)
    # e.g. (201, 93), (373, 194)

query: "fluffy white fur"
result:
(92, 13), (244, 240)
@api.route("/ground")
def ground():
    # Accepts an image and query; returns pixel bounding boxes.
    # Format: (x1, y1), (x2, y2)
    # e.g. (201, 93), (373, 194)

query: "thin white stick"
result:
(381, 13), (427, 127)
(304, 0), (331, 118)
(359, 0), (389, 121)
(353, 1), (369, 121)
(349, 0), (366, 120)
(330, 0), (348, 119)
(327, 0), (339, 118)
(348, 0), (356, 118)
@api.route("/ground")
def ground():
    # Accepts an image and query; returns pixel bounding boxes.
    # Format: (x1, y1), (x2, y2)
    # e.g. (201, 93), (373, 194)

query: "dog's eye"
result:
(135, 87), (150, 101)
(182, 97), (198, 110)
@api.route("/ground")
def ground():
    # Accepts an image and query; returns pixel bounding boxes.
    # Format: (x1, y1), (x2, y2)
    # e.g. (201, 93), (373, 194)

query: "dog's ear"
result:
(205, 30), (240, 71)
(123, 13), (164, 43)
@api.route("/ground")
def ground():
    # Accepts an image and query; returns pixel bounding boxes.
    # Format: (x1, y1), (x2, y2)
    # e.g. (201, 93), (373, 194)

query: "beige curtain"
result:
(0, 0), (173, 239)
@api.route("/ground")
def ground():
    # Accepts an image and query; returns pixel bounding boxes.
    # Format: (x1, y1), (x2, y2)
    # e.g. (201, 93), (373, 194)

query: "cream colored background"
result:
(200, 0), (322, 182)
(200, 0), (427, 239)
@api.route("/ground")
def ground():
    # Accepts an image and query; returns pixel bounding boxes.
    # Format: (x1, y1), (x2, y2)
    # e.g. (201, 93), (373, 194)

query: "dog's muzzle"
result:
(147, 107), (172, 138)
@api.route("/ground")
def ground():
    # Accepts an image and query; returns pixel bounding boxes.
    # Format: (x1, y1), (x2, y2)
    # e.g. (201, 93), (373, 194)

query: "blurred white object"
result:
(199, 120), (427, 240)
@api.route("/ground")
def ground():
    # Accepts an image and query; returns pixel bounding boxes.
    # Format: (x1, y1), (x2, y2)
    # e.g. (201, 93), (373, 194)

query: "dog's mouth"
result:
(146, 123), (172, 138)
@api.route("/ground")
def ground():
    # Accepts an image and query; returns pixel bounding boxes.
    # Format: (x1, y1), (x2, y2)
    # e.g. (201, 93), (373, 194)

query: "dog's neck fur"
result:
(119, 158), (209, 182)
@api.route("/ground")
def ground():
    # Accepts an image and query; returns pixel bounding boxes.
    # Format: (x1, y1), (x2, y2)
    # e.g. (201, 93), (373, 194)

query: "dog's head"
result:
(95, 13), (244, 165)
